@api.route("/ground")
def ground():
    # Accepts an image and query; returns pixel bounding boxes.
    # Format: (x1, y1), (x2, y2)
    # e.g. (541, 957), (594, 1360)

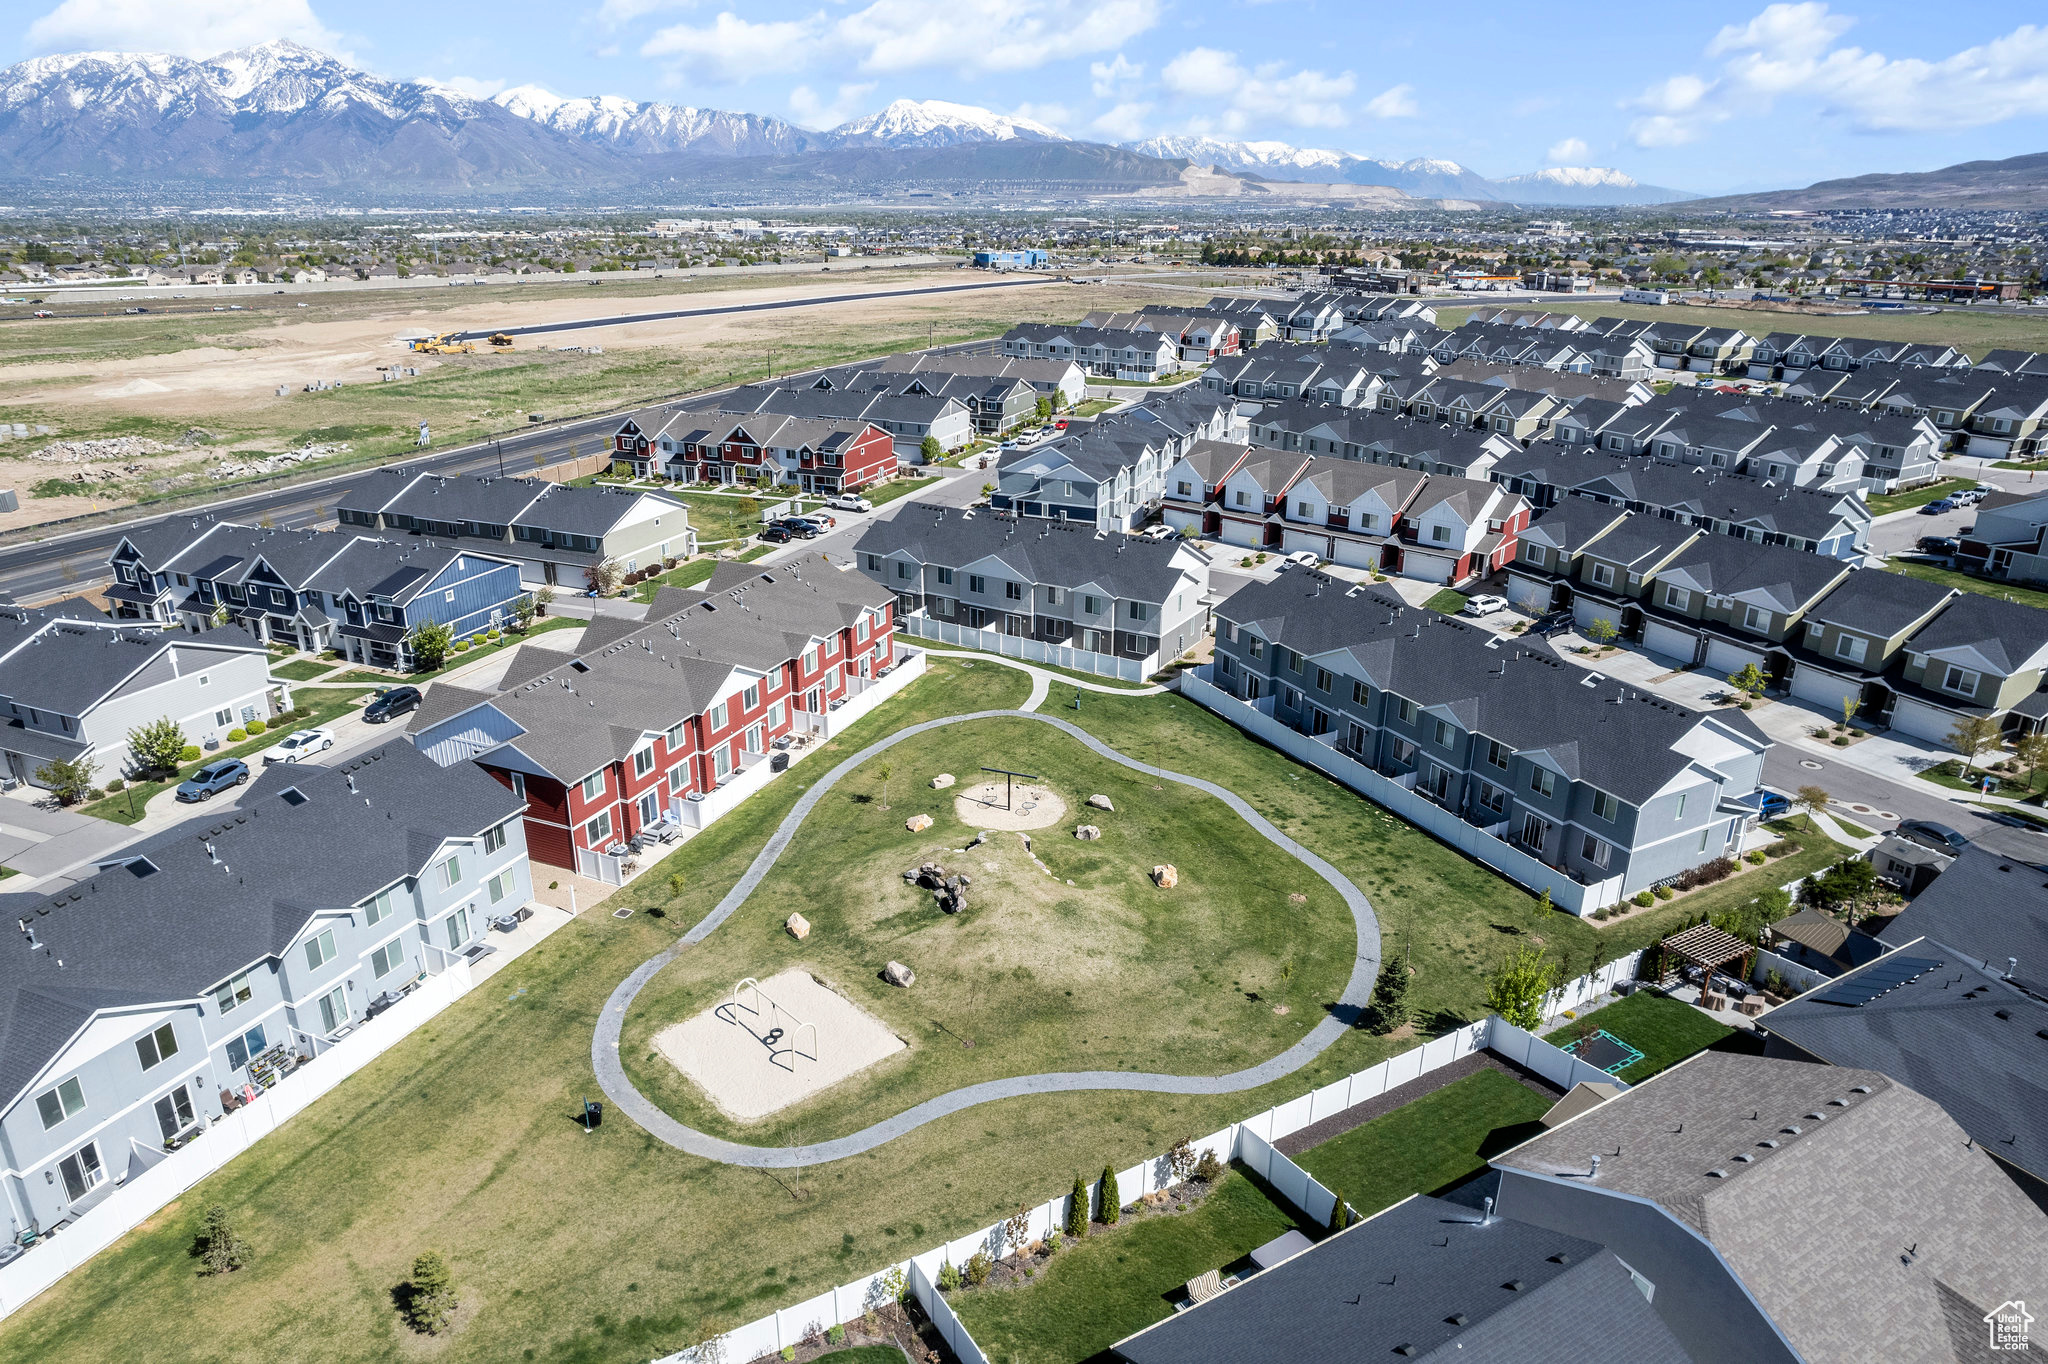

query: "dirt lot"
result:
(0, 270), (1185, 530)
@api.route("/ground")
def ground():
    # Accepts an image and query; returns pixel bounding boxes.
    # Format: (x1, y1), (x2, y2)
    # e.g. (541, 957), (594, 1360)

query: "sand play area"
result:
(952, 780), (1065, 831)
(653, 967), (905, 1123)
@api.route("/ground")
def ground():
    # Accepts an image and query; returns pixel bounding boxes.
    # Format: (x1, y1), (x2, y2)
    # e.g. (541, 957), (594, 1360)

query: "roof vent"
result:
(1850, 1085), (1870, 1094)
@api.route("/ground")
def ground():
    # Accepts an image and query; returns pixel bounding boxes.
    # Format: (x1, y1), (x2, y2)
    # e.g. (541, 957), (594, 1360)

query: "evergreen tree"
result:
(1326, 1190), (1352, 1234)
(1369, 959), (1409, 1035)
(403, 1251), (457, 1334)
(1066, 1173), (1087, 1239)
(1099, 1164), (1120, 1224)
(195, 1205), (250, 1276)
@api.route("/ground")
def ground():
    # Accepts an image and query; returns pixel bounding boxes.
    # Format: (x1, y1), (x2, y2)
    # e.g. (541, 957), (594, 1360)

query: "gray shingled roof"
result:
(1803, 568), (1955, 639)
(854, 511), (1201, 602)
(1906, 592), (2048, 675)
(0, 740), (519, 1111)
(1111, 1195), (1688, 1364)
(1879, 847), (2048, 984)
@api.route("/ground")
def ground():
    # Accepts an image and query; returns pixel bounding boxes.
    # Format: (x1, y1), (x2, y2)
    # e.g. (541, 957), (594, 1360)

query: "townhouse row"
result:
(988, 387), (1242, 533)
(611, 410), (898, 495)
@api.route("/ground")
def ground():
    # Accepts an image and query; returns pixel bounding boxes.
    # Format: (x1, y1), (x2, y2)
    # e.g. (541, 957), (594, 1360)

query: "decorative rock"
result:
(906, 813), (933, 832)
(967, 830), (988, 848)
(1087, 794), (1114, 811)
(785, 912), (811, 941)
(1075, 824), (1102, 840)
(931, 773), (956, 790)
(1152, 864), (1179, 889)
(884, 960), (915, 988)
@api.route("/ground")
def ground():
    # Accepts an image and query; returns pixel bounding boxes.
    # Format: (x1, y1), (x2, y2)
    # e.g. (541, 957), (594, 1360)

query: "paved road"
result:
(447, 275), (1051, 342)
(591, 709), (1382, 1168)
(1762, 743), (2048, 864)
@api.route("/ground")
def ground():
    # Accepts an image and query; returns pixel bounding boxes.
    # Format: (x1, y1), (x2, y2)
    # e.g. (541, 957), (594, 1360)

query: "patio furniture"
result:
(1701, 990), (1727, 1011)
(1736, 994), (1767, 1017)
(1184, 1269), (1224, 1306)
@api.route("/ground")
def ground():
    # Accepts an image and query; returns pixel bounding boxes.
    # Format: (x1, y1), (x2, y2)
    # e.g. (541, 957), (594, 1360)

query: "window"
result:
(936, 567), (953, 585)
(1352, 680), (1370, 705)
(317, 987), (349, 1034)
(895, 561), (909, 580)
(581, 771), (606, 800)
(1675, 793), (1688, 820)
(1430, 524), (1452, 544)
(1663, 584), (1690, 611)
(1743, 604), (1770, 631)
(969, 575), (986, 594)
(1942, 664), (1979, 695)
(214, 972), (253, 1014)
(742, 683), (761, 709)
(1530, 768), (1556, 798)
(713, 745), (732, 780)
(36, 1076), (85, 1130)
(1591, 563), (1615, 587)
(488, 871), (510, 905)
(58, 1142), (104, 1202)
(1296, 500), (1314, 517)
(668, 766), (688, 793)
(1486, 739), (1511, 770)
(1234, 490), (1249, 506)
(1519, 814), (1548, 849)
(439, 856), (462, 889)
(708, 702), (728, 731)
(1396, 698), (1418, 725)
(304, 928), (336, 971)
(364, 888), (397, 926)
(446, 909), (470, 949)
(858, 615), (873, 642)
(1592, 791), (1617, 822)
(371, 940), (404, 978)
(483, 822), (508, 855)
(586, 811), (613, 844)
(1698, 828), (1711, 853)
(226, 1024), (270, 1064)
(1392, 738), (1418, 766)
(1004, 581), (1022, 601)
(1834, 633), (1867, 664)
(1479, 783), (1507, 815)
(508, 771), (525, 800)
(1083, 595), (1103, 615)
(1314, 667), (1333, 692)
(154, 1085), (197, 1143)
(135, 1022), (179, 1071)
(1433, 718), (1454, 748)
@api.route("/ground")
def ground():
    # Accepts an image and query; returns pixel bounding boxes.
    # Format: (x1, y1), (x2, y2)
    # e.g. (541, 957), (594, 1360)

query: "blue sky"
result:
(10, 0), (2048, 191)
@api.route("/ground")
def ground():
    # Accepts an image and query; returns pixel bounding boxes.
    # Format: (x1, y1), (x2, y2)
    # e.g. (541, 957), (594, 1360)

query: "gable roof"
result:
(854, 511), (1205, 602)
(1879, 847), (2048, 985)
(1804, 568), (1956, 638)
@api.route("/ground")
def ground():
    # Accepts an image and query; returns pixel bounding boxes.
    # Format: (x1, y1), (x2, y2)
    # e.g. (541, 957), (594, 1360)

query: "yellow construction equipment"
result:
(487, 332), (515, 349)
(409, 331), (475, 355)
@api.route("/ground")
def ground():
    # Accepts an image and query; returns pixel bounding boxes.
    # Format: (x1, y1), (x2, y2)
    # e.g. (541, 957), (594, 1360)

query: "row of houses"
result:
(611, 411), (899, 495)
(988, 386), (1242, 533)
(1509, 502), (2048, 742)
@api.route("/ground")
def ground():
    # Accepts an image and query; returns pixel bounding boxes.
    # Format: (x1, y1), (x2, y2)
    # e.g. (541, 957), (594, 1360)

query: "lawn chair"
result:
(1183, 1269), (1224, 1307)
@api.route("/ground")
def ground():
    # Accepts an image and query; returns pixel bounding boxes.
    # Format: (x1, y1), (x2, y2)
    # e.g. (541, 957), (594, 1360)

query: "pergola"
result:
(1660, 923), (1755, 988)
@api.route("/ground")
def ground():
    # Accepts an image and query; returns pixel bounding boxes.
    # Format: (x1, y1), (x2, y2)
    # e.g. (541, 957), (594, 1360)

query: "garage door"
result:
(1331, 536), (1378, 570)
(1790, 663), (1859, 713)
(1574, 598), (1622, 635)
(1966, 434), (2014, 459)
(1282, 528), (1332, 558)
(1506, 572), (1553, 612)
(1704, 637), (1764, 677)
(1641, 620), (1698, 664)
(1163, 508), (1202, 535)
(1218, 518), (1262, 549)
(1890, 696), (1962, 744)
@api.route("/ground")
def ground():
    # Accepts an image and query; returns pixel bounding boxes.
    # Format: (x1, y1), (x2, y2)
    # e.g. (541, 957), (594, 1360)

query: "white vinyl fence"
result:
(0, 962), (480, 1319)
(901, 615), (1150, 681)
(662, 1001), (1629, 1364)
(1178, 667), (1627, 914)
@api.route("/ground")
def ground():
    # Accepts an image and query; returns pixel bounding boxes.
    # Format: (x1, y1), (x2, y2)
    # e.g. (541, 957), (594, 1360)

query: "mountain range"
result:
(1679, 150), (2048, 212)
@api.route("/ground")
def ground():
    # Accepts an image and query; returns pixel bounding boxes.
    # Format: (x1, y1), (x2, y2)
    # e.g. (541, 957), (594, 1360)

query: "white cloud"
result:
(1090, 52), (1143, 98)
(643, 0), (1160, 84)
(426, 74), (506, 100)
(597, 0), (695, 24)
(1091, 100), (1152, 140)
(1361, 83), (1416, 118)
(1161, 46), (1354, 129)
(25, 0), (348, 59)
(788, 81), (876, 129)
(1009, 101), (1071, 130)
(1546, 136), (1590, 163)
(1627, 4), (2048, 146)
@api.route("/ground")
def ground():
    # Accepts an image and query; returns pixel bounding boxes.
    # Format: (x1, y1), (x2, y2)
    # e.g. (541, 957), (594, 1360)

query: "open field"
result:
(0, 668), (1803, 1364)
(1888, 559), (2048, 612)
(1436, 299), (2048, 356)
(0, 271), (1180, 531)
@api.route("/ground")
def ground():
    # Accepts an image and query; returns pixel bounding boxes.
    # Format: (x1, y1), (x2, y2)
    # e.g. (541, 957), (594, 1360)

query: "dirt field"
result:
(0, 270), (1188, 530)
(952, 780), (1065, 831)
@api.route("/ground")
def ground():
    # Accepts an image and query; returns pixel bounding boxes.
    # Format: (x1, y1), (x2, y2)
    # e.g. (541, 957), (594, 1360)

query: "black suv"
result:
(364, 686), (422, 724)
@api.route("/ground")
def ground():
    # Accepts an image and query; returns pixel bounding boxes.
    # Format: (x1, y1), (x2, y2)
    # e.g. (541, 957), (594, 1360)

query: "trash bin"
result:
(770, 752), (789, 773)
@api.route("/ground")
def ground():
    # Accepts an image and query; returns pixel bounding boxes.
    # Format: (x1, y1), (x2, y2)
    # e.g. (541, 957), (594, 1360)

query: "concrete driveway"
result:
(0, 790), (146, 884)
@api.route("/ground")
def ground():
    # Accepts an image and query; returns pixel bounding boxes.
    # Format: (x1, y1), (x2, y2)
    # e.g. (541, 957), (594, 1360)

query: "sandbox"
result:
(652, 967), (906, 1122)
(952, 780), (1066, 831)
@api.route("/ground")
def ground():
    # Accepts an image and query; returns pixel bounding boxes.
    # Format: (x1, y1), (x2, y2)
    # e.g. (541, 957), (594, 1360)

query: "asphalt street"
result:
(1762, 743), (2048, 864)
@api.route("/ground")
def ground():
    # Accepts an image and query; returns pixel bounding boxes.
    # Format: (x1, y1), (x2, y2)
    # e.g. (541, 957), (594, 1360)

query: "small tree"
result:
(34, 755), (97, 806)
(1839, 695), (1860, 733)
(2019, 730), (2048, 795)
(980, 481), (995, 500)
(1326, 1189), (1352, 1234)
(1165, 1137), (1198, 1185)
(1947, 713), (2002, 778)
(1584, 616), (1619, 649)
(1034, 396), (1053, 423)
(878, 762), (893, 810)
(194, 1205), (250, 1276)
(1795, 784), (1831, 833)
(1099, 1164), (1121, 1224)
(1001, 1206), (1030, 1257)
(126, 715), (188, 777)
(405, 619), (455, 673)
(1728, 663), (1768, 699)
(1368, 958), (1410, 1035)
(919, 434), (943, 464)
(1066, 1173), (1088, 1239)
(1485, 945), (1555, 1031)
(402, 1250), (457, 1334)
(585, 557), (626, 596)
(512, 595), (537, 631)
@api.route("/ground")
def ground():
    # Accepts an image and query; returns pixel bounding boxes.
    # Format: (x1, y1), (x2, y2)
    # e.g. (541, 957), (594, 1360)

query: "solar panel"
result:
(1809, 955), (1944, 1008)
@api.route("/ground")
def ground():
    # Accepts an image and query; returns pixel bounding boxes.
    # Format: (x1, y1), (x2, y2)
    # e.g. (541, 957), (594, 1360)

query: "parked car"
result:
(1757, 789), (1792, 821)
(759, 524), (795, 543)
(775, 518), (819, 539)
(1135, 524), (1174, 541)
(1898, 818), (1969, 855)
(1916, 535), (1960, 555)
(797, 511), (836, 530)
(363, 686), (422, 724)
(1460, 593), (1509, 617)
(261, 728), (335, 764)
(176, 759), (249, 802)
(824, 493), (872, 512)
(1919, 498), (1958, 515)
(1529, 608), (1574, 638)
(1282, 550), (1320, 568)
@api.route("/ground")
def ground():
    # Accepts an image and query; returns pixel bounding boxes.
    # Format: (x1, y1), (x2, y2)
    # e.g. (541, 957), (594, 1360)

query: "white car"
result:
(261, 728), (335, 764)
(824, 493), (872, 513)
(1283, 550), (1320, 568)
(1135, 525), (1174, 541)
(1460, 594), (1510, 617)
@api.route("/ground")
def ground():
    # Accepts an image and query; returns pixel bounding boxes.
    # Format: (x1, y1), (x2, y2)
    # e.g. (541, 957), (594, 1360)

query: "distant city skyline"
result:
(9, 0), (2047, 193)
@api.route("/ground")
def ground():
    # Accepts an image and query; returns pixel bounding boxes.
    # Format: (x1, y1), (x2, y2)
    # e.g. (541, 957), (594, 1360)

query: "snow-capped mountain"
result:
(1124, 135), (1353, 176)
(494, 84), (816, 158)
(828, 99), (1067, 149)
(1492, 166), (1697, 205)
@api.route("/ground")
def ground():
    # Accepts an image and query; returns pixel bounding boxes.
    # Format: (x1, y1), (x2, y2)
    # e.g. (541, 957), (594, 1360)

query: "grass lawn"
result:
(79, 687), (374, 825)
(1865, 477), (1979, 516)
(330, 616), (583, 687)
(1914, 759), (2012, 795)
(1887, 559), (2048, 613)
(269, 658), (338, 682)
(1424, 589), (1469, 615)
(1831, 815), (1875, 840)
(813, 1349), (908, 1363)
(953, 1169), (1309, 1364)
(1295, 1069), (1553, 1219)
(1544, 991), (1732, 1084)
(1068, 398), (1121, 417)
(864, 474), (939, 509)
(633, 557), (719, 601)
(919, 638), (1158, 690)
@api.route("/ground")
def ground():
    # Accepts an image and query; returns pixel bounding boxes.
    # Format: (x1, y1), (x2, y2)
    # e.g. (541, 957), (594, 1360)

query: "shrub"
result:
(1739, 700), (1754, 710)
(194, 1204), (250, 1276)
(1593, 907), (1611, 920)
(486, 630), (501, 640)
(825, 1325), (845, 1345)
(1634, 890), (1655, 907)
(963, 1250), (992, 1287)
(1851, 728), (1867, 738)
(1327, 1189), (1352, 1234)
(1194, 1149), (1225, 1183)
(1654, 885), (1675, 900)
(1099, 1164), (1120, 1224)
(180, 745), (202, 762)
(1764, 839), (1798, 858)
(227, 728), (247, 742)
(453, 640), (470, 652)
(1746, 850), (1767, 865)
(107, 778), (125, 792)
(401, 1250), (456, 1334)
(86, 788), (104, 802)
(245, 719), (265, 735)
(1066, 1173), (1088, 1238)
(1045, 1230), (1062, 1253)
(936, 1259), (961, 1292)
(780, 1349), (795, 1362)
(1832, 735), (1848, 746)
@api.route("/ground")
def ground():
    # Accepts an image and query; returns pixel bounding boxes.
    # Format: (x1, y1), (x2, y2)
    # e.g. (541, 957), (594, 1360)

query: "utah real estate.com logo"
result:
(1986, 1301), (2035, 1352)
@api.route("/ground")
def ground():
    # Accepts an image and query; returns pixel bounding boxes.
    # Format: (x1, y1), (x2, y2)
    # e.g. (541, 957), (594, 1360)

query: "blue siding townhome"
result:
(0, 740), (529, 1247)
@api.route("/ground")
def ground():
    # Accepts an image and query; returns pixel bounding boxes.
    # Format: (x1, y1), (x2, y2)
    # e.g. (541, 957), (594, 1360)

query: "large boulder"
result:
(931, 773), (956, 790)
(1152, 864), (1179, 889)
(1087, 794), (1114, 811)
(906, 813), (934, 832)
(884, 960), (915, 988)
(785, 912), (811, 941)
(1075, 824), (1102, 840)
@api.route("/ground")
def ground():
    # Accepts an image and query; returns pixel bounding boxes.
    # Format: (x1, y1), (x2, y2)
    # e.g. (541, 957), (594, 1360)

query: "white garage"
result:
(1330, 535), (1380, 570)
(1790, 662), (1861, 714)
(1506, 572), (1555, 612)
(1641, 619), (1700, 665)
(1574, 597), (1624, 636)
(1215, 516), (1263, 550)
(1890, 695), (1965, 744)
(1705, 636), (1766, 678)
(1281, 528), (1333, 559)
(1163, 508), (1204, 535)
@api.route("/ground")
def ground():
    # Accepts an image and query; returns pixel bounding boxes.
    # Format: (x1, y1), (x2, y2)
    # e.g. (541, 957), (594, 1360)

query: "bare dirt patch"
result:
(952, 781), (1065, 831)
